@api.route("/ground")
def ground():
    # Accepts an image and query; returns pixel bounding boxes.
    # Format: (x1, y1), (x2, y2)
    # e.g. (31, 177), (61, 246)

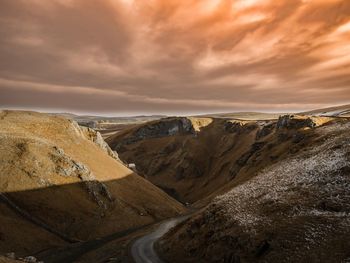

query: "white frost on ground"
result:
(213, 122), (350, 229)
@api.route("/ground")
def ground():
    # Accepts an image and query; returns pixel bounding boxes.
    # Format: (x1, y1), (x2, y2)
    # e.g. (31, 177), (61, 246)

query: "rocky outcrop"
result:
(187, 117), (213, 132)
(256, 123), (275, 139)
(277, 115), (332, 130)
(79, 126), (120, 161)
(135, 117), (194, 137)
(224, 120), (258, 134)
(114, 117), (195, 150)
(50, 146), (114, 209)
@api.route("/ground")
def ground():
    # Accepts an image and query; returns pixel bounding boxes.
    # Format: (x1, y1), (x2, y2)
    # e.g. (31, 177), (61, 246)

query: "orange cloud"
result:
(0, 0), (349, 114)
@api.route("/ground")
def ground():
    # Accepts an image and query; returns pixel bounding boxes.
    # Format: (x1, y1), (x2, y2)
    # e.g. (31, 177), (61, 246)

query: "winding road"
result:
(131, 216), (189, 263)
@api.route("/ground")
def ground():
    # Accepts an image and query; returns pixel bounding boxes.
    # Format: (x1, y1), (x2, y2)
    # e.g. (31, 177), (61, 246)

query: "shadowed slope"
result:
(0, 110), (184, 257)
(107, 115), (341, 204)
(159, 119), (350, 263)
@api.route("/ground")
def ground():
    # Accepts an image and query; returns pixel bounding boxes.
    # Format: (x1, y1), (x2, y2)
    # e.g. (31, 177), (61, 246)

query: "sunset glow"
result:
(0, 0), (349, 114)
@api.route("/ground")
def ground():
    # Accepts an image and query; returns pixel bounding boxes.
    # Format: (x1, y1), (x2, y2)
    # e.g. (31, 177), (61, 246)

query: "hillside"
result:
(159, 119), (350, 262)
(107, 114), (339, 204)
(0, 110), (183, 257)
(300, 104), (350, 117)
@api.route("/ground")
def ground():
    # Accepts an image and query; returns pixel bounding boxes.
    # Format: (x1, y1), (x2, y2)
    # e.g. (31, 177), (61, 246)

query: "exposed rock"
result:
(23, 256), (37, 263)
(50, 146), (114, 209)
(277, 115), (332, 130)
(256, 123), (275, 139)
(187, 117), (213, 132)
(114, 117), (195, 149)
(80, 126), (120, 161)
(224, 120), (257, 134)
(136, 117), (194, 137)
(83, 180), (114, 209)
(127, 163), (137, 172)
(50, 146), (92, 180)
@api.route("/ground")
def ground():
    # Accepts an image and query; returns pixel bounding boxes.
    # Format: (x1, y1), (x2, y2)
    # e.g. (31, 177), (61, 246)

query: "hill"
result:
(106, 114), (341, 204)
(0, 110), (183, 257)
(159, 118), (350, 262)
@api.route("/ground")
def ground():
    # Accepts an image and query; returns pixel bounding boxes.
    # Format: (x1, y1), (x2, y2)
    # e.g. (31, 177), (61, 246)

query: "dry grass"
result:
(109, 114), (340, 204)
(0, 110), (184, 256)
(159, 120), (350, 262)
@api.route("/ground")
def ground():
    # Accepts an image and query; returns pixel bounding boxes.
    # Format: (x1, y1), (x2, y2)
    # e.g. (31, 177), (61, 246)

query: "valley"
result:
(0, 105), (349, 263)
(107, 114), (339, 205)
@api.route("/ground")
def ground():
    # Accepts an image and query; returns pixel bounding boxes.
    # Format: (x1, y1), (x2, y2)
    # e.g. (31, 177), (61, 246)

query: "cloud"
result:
(0, 0), (349, 114)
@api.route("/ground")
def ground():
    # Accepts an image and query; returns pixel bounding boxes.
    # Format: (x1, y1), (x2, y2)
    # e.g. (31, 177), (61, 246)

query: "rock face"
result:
(224, 120), (258, 134)
(135, 117), (194, 137)
(159, 121), (350, 263)
(50, 146), (114, 209)
(277, 115), (332, 129)
(79, 125), (120, 160)
(113, 117), (195, 150)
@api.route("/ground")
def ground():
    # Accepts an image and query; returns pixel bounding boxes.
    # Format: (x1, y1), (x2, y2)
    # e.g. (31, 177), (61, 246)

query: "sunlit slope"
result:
(0, 110), (183, 255)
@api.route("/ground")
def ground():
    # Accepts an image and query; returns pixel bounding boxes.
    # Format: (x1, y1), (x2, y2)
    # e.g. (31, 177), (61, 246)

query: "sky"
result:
(0, 0), (350, 116)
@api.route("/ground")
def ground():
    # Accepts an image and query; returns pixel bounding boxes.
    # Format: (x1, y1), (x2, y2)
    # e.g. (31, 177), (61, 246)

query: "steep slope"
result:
(107, 115), (338, 203)
(159, 119), (350, 263)
(0, 110), (183, 256)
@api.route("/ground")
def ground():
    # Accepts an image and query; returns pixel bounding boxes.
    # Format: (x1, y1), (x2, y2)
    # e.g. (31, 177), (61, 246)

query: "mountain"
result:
(0, 110), (183, 257)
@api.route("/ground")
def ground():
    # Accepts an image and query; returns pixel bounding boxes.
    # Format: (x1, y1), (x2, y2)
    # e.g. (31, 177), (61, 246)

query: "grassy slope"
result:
(0, 110), (183, 256)
(159, 119), (350, 263)
(107, 115), (340, 204)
